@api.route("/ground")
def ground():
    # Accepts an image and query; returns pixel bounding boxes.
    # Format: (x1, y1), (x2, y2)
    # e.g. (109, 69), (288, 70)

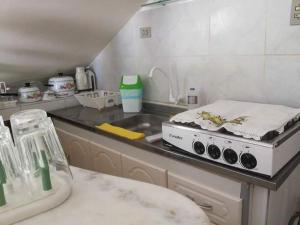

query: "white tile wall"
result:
(209, 0), (267, 55)
(266, 0), (300, 54)
(91, 0), (300, 108)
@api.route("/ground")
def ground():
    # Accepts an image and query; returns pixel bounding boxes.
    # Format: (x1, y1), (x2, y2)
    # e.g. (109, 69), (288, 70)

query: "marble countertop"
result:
(48, 105), (300, 191)
(16, 166), (210, 225)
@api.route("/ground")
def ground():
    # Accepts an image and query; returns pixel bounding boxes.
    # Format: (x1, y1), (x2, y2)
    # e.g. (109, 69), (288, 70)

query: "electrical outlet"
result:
(140, 27), (151, 39)
(291, 0), (300, 25)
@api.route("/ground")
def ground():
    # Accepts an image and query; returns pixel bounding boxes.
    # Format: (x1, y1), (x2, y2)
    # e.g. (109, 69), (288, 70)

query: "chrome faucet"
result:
(148, 66), (180, 104)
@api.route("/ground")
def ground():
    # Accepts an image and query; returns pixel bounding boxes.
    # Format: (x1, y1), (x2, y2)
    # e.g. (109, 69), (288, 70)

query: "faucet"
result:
(148, 66), (180, 104)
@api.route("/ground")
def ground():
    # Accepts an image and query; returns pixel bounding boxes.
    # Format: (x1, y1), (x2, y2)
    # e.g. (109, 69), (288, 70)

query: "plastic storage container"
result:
(119, 75), (143, 113)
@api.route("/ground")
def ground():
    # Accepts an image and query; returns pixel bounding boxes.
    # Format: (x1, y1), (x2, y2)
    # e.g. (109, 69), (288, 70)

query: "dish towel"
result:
(96, 123), (145, 140)
(170, 100), (300, 140)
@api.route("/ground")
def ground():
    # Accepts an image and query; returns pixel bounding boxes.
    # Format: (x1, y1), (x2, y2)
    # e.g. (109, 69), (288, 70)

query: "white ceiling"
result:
(0, 0), (143, 83)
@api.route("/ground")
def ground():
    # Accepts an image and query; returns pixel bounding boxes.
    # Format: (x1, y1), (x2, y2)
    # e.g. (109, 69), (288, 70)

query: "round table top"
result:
(16, 166), (210, 225)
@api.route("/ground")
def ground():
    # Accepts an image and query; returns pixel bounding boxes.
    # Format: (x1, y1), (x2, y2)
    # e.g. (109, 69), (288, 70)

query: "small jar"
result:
(187, 87), (200, 110)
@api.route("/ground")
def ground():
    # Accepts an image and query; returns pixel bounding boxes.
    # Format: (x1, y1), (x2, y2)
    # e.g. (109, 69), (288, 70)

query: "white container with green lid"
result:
(119, 75), (143, 113)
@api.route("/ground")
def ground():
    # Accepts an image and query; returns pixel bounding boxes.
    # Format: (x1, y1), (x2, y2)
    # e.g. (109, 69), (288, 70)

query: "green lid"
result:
(120, 75), (143, 90)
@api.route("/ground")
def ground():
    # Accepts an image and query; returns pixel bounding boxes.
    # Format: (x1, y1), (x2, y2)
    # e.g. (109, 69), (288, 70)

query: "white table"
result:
(16, 166), (210, 225)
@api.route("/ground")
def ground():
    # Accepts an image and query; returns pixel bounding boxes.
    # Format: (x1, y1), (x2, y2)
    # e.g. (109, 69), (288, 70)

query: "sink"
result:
(111, 114), (169, 137)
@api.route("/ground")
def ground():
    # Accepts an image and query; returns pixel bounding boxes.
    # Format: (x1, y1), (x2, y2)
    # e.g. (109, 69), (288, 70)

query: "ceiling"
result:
(0, 0), (143, 83)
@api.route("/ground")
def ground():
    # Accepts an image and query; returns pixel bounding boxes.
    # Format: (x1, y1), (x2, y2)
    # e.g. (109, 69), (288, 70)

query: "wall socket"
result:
(140, 27), (152, 39)
(291, 0), (300, 25)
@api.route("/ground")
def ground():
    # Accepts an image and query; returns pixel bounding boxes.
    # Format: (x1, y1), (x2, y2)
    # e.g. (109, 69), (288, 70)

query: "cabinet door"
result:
(55, 128), (92, 170)
(89, 141), (122, 176)
(122, 155), (167, 187)
(168, 172), (242, 225)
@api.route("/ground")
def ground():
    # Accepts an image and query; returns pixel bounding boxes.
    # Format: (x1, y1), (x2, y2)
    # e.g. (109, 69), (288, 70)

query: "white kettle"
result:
(75, 66), (96, 92)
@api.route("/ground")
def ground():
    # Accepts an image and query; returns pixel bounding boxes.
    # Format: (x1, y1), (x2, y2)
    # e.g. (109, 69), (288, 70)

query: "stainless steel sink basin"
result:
(111, 114), (169, 137)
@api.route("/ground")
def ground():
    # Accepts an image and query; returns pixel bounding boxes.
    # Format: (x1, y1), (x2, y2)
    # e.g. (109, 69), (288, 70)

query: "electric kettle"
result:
(75, 66), (96, 92)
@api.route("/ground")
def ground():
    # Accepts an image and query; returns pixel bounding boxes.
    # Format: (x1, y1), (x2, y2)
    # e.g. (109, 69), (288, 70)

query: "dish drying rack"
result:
(0, 110), (72, 225)
(75, 90), (121, 110)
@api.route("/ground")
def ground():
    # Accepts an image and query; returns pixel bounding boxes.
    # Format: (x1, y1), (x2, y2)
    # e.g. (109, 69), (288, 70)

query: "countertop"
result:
(16, 166), (210, 225)
(48, 105), (300, 191)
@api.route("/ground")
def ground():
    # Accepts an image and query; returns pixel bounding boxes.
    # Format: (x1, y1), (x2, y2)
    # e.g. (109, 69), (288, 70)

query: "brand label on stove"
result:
(169, 134), (183, 140)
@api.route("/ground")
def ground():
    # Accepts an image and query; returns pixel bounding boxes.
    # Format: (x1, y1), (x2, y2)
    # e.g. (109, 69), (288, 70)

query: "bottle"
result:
(187, 87), (200, 110)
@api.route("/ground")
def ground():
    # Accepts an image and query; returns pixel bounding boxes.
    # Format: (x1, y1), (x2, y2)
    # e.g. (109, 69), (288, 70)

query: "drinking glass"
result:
(10, 109), (71, 197)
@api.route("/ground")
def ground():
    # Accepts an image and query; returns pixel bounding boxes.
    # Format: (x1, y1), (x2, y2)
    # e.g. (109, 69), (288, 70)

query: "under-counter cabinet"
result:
(168, 172), (242, 225)
(56, 128), (92, 170)
(122, 155), (167, 187)
(56, 128), (122, 176)
(53, 119), (300, 225)
(89, 141), (122, 177)
(56, 127), (166, 185)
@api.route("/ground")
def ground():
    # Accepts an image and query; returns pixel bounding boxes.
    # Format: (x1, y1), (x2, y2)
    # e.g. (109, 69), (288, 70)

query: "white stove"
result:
(162, 121), (300, 177)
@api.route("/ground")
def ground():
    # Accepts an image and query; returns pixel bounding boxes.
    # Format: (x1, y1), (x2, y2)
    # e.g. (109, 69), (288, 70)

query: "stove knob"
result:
(208, 145), (221, 159)
(241, 153), (257, 169)
(193, 141), (205, 155)
(223, 148), (238, 164)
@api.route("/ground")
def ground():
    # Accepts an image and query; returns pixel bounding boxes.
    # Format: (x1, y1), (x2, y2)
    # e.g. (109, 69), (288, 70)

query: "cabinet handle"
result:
(185, 194), (213, 211)
(198, 204), (213, 211)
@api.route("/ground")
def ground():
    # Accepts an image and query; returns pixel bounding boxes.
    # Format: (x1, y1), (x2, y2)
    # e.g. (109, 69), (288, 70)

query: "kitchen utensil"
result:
(75, 90), (120, 111)
(75, 66), (96, 92)
(0, 110), (72, 223)
(0, 122), (21, 183)
(85, 66), (96, 90)
(145, 133), (162, 143)
(10, 109), (71, 194)
(0, 120), (23, 208)
(18, 83), (42, 103)
(10, 109), (69, 178)
(48, 73), (75, 97)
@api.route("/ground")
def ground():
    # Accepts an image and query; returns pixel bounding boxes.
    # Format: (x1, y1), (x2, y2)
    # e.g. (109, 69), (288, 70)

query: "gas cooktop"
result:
(162, 121), (300, 177)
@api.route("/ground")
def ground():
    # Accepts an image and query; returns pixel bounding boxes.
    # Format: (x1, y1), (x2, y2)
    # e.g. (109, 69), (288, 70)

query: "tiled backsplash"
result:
(91, 0), (300, 107)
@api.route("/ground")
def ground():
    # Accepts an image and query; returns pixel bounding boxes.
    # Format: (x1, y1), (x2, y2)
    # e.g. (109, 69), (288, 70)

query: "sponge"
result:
(96, 123), (145, 140)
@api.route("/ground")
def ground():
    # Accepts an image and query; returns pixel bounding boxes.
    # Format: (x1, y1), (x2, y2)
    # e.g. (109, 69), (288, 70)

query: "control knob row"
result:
(193, 142), (257, 169)
(193, 141), (205, 155)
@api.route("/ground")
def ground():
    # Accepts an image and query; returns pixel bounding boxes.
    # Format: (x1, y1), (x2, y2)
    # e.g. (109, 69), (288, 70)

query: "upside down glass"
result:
(10, 109), (71, 198)
(0, 119), (23, 206)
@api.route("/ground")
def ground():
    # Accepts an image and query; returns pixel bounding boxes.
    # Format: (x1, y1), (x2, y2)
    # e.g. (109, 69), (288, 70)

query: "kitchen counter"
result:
(48, 105), (300, 191)
(16, 166), (210, 225)
(0, 96), (79, 121)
